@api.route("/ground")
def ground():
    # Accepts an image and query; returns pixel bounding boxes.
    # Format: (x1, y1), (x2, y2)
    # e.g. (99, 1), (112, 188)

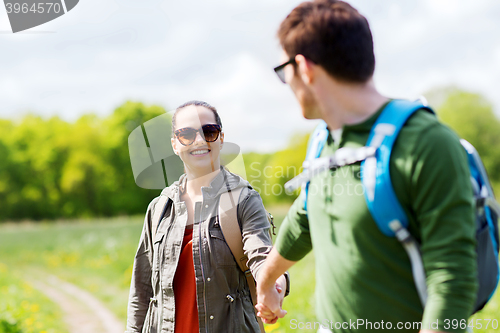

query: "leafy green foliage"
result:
(243, 133), (309, 205)
(1, 89), (499, 220)
(0, 102), (165, 221)
(436, 90), (500, 194)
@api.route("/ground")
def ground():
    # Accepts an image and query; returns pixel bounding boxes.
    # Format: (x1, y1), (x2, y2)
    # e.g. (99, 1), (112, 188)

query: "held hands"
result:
(255, 275), (287, 324)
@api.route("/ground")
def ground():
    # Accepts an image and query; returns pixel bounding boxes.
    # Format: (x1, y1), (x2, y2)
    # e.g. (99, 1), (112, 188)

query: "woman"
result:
(126, 101), (287, 333)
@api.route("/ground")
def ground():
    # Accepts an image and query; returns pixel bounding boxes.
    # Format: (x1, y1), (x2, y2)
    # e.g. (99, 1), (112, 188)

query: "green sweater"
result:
(275, 105), (478, 332)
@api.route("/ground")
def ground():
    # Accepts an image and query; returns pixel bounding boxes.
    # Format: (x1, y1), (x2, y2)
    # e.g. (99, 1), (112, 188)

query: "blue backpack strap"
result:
(306, 120), (329, 160)
(462, 140), (500, 251)
(361, 100), (434, 237)
(303, 121), (329, 212)
(461, 139), (500, 309)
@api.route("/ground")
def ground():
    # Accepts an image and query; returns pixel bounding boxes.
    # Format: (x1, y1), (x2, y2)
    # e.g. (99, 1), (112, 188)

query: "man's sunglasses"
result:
(273, 58), (296, 83)
(174, 124), (222, 146)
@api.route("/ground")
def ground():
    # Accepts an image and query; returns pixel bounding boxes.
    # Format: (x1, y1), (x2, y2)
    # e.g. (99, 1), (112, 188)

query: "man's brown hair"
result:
(278, 0), (375, 83)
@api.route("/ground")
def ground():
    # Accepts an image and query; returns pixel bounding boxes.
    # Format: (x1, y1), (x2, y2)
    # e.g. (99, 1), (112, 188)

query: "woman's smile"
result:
(190, 148), (210, 156)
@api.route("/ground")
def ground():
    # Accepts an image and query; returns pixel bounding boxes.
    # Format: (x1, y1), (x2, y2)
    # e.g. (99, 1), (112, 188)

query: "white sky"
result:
(1, 0), (499, 152)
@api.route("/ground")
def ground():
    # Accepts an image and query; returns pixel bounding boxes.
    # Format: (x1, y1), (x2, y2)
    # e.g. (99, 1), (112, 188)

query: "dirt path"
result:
(29, 275), (124, 333)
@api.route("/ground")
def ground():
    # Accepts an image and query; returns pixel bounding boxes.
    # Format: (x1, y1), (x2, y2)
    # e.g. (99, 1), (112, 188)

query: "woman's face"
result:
(171, 105), (224, 175)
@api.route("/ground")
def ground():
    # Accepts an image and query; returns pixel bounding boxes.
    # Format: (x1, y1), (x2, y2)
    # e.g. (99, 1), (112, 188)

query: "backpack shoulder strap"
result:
(218, 187), (247, 272)
(361, 99), (434, 236)
(151, 195), (172, 241)
(462, 139), (500, 310)
(302, 121), (329, 213)
(306, 120), (329, 160)
(361, 99), (434, 308)
(218, 187), (266, 333)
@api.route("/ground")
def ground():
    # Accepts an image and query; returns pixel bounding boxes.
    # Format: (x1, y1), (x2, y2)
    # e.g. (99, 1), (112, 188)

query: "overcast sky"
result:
(1, 0), (499, 152)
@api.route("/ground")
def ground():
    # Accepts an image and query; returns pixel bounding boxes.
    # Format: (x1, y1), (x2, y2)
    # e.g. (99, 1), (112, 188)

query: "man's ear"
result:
(220, 132), (224, 147)
(295, 54), (314, 85)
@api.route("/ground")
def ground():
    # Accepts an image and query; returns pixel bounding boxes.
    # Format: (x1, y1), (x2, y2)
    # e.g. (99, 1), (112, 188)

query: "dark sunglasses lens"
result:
(177, 129), (197, 145)
(202, 125), (220, 142)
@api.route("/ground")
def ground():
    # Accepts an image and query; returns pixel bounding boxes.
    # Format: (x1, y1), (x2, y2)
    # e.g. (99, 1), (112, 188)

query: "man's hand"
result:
(256, 275), (287, 323)
(255, 249), (295, 324)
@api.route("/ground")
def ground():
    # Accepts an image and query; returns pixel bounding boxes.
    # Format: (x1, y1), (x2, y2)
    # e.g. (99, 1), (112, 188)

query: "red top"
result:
(173, 227), (199, 333)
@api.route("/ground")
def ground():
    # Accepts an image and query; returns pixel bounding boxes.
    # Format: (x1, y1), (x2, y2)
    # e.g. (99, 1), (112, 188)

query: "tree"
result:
(0, 101), (168, 221)
(436, 90), (500, 193)
(101, 101), (167, 216)
(243, 132), (309, 205)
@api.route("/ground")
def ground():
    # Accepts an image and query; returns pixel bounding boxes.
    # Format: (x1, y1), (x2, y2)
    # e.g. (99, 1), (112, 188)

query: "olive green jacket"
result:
(126, 168), (272, 333)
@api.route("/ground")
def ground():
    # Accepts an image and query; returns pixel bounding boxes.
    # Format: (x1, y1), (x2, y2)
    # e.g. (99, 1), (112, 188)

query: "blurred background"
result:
(1, 0), (500, 332)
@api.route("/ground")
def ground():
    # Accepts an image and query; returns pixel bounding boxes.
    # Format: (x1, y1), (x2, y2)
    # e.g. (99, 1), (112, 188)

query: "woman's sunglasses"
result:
(174, 124), (222, 146)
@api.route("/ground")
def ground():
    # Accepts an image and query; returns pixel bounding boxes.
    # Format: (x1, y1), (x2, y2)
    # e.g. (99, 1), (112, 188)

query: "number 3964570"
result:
(5, 2), (62, 14)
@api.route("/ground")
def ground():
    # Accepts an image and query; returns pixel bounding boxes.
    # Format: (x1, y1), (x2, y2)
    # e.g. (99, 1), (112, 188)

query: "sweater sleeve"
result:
(410, 123), (478, 332)
(274, 194), (313, 262)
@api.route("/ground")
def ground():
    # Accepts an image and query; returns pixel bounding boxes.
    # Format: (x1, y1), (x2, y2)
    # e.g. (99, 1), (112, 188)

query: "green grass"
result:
(264, 205), (318, 333)
(264, 252), (317, 333)
(1, 207), (500, 333)
(0, 216), (144, 320)
(470, 296), (500, 332)
(0, 263), (66, 333)
(0, 207), (319, 332)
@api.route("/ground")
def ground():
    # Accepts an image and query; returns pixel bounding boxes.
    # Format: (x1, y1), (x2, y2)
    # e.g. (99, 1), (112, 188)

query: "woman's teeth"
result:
(191, 149), (209, 155)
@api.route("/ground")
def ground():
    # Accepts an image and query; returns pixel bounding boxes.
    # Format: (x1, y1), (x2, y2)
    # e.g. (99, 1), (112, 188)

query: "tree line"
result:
(0, 102), (165, 220)
(0, 89), (499, 221)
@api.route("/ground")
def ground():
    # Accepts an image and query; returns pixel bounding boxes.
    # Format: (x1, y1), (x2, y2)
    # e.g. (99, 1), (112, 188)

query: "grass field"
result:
(0, 216), (143, 322)
(0, 263), (66, 333)
(0, 206), (499, 333)
(0, 206), (319, 333)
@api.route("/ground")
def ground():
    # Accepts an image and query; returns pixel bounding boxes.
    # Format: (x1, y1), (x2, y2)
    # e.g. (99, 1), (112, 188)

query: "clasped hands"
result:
(255, 274), (288, 324)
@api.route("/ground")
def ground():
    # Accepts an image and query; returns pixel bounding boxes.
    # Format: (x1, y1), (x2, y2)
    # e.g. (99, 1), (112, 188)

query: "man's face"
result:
(280, 50), (321, 120)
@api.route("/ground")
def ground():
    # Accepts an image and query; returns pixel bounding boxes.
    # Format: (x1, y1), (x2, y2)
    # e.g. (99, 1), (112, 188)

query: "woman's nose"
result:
(193, 130), (206, 144)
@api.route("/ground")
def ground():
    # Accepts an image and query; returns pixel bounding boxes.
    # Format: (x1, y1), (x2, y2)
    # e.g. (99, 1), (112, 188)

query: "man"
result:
(256, 1), (477, 332)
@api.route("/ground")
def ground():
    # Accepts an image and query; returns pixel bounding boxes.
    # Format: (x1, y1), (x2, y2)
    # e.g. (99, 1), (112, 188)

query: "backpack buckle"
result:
(389, 220), (412, 243)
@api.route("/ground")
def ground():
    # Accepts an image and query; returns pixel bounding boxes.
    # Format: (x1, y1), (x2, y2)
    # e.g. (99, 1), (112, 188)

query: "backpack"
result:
(285, 99), (500, 313)
(151, 187), (276, 333)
